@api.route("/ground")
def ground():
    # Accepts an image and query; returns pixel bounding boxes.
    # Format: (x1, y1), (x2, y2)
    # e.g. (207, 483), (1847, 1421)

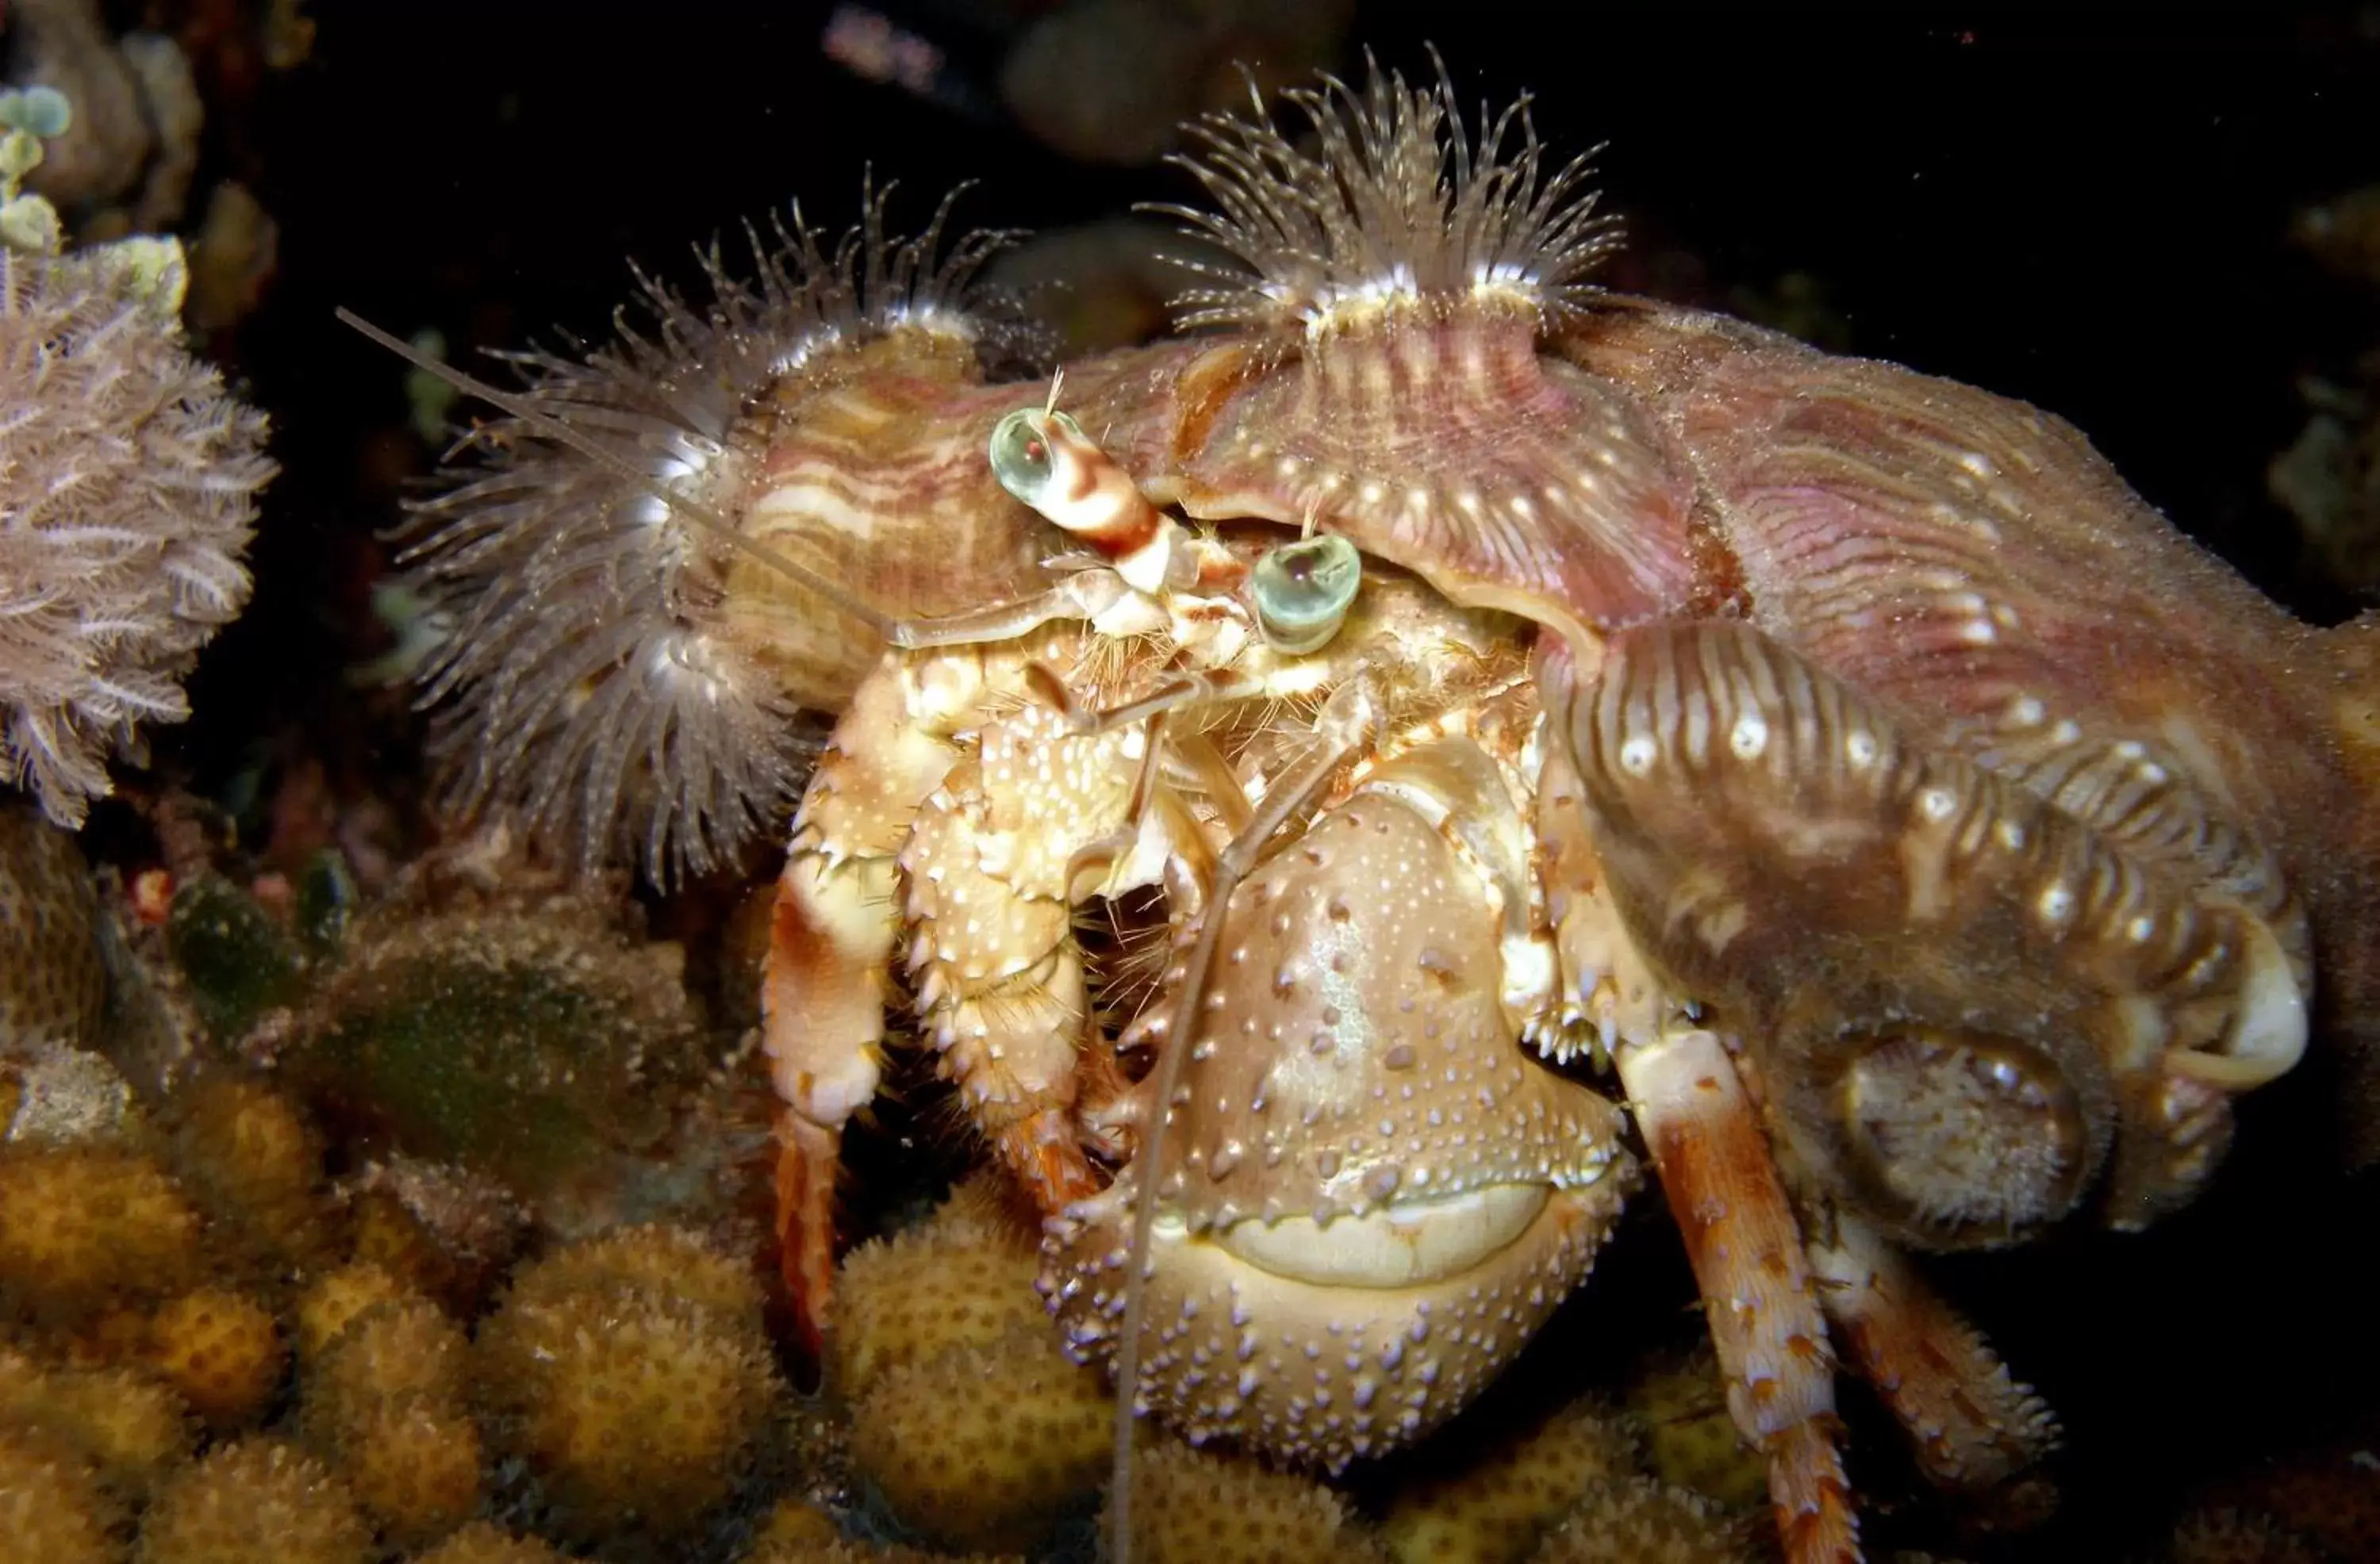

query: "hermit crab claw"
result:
(1039, 748), (1637, 1471)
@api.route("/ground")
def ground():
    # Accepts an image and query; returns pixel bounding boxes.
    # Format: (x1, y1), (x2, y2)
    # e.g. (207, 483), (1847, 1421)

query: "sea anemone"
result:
(1156, 52), (1621, 339)
(362, 186), (1024, 882)
(0, 240), (274, 827)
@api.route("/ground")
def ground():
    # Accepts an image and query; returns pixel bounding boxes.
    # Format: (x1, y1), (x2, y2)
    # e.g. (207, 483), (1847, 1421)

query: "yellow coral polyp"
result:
(847, 1323), (1111, 1555)
(1379, 1398), (1643, 1564)
(324, 1390), (483, 1544)
(408, 1522), (571, 1564)
(1110, 1441), (1390, 1564)
(0, 1345), (191, 1499)
(501, 1221), (766, 1327)
(474, 1227), (780, 1535)
(0, 1424), (117, 1564)
(169, 1076), (328, 1264)
(144, 1286), (284, 1428)
(1529, 1477), (1752, 1564)
(0, 1144), (201, 1321)
(831, 1193), (1046, 1401)
(301, 1294), (481, 1541)
(292, 1261), (410, 1360)
(135, 1439), (371, 1564)
(308, 1294), (467, 1411)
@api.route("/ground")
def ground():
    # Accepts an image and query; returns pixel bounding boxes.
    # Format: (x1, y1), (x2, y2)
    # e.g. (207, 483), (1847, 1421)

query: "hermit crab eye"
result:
(1253, 533), (1362, 653)
(988, 408), (1091, 508)
(989, 409), (1056, 504)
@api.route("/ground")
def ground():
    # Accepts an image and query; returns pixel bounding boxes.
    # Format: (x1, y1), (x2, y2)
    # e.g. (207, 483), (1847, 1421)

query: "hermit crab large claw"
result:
(1042, 753), (1637, 1470)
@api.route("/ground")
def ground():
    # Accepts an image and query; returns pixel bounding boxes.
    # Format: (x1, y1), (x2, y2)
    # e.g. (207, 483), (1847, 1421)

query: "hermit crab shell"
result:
(1019, 49), (2380, 1223)
(1060, 288), (2373, 1227)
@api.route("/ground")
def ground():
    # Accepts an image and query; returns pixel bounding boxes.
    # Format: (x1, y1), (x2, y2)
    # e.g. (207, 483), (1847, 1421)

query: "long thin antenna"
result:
(335, 307), (896, 638)
(1104, 680), (1376, 1564)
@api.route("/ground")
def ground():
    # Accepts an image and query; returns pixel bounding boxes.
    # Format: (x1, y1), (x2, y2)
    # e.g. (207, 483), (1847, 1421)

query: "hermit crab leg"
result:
(763, 663), (970, 1354)
(1614, 1025), (1862, 1564)
(1104, 671), (1383, 1564)
(1802, 1197), (2059, 1512)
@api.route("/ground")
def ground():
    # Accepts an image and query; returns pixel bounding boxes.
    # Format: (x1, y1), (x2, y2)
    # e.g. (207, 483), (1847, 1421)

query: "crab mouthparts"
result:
(1192, 1182), (1552, 1288)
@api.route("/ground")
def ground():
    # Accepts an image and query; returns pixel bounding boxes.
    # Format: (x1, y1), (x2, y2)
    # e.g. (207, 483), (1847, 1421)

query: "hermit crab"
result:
(355, 52), (2380, 1564)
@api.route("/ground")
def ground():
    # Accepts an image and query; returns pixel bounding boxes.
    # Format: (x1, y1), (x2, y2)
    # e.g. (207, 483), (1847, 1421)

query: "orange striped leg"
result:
(1617, 1025), (1862, 1564)
(1807, 1202), (2059, 1521)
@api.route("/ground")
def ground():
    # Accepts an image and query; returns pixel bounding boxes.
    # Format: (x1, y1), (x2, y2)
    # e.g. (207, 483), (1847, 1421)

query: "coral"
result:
(301, 1294), (481, 1542)
(742, 1497), (845, 1554)
(308, 1294), (466, 1409)
(136, 1439), (370, 1564)
(340, 1175), (516, 1314)
(321, 1387), (482, 1545)
(501, 1220), (765, 1323)
(829, 1188), (1046, 1401)
(846, 1322), (1111, 1554)
(294, 896), (711, 1216)
(1623, 1342), (1768, 1512)
(1526, 1478), (1753, 1564)
(1378, 1397), (1643, 1564)
(0, 1345), (191, 1497)
(0, 238), (274, 827)
(1107, 1440), (1390, 1564)
(407, 1523), (570, 1564)
(0, 1144), (202, 1324)
(142, 1285), (283, 1428)
(291, 1261), (409, 1360)
(473, 1226), (779, 1536)
(0, 803), (106, 1051)
(741, 1540), (1022, 1564)
(2, 1035), (132, 1146)
(0, 1422), (116, 1564)
(166, 1075), (330, 1268)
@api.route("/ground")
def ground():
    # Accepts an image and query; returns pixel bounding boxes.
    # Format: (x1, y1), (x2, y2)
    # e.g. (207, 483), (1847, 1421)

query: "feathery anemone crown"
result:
(394, 187), (1019, 882)
(1157, 56), (1624, 339)
(0, 242), (272, 826)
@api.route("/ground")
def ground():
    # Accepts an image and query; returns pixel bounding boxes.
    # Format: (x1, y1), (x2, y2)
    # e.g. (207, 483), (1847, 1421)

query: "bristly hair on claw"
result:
(374, 184), (1025, 884)
(1154, 50), (1624, 339)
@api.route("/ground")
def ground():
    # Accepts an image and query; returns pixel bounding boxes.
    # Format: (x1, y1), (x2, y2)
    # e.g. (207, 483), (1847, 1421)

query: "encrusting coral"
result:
(473, 1224), (781, 1537)
(141, 1283), (283, 1429)
(1377, 1397), (1645, 1564)
(406, 1521), (572, 1564)
(0, 1420), (117, 1564)
(846, 1321), (1113, 1554)
(302, 1293), (482, 1543)
(0, 1344), (192, 1499)
(0, 1141), (202, 1324)
(0, 802), (106, 1051)
(1525, 1476), (1756, 1564)
(827, 1175), (1047, 1401)
(135, 1438), (372, 1564)
(829, 1179), (1114, 1553)
(1104, 1440), (1392, 1564)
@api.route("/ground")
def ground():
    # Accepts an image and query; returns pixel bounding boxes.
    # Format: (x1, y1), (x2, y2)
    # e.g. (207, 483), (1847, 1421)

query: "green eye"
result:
(988, 408), (1088, 508)
(1253, 533), (1362, 653)
(988, 409), (1056, 504)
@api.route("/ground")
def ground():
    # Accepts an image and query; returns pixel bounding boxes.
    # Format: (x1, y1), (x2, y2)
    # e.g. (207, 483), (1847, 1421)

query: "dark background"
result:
(158, 4), (2380, 1555)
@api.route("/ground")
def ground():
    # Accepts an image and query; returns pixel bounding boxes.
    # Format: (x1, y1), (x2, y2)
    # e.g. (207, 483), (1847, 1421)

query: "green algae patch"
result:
(295, 903), (709, 1202)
